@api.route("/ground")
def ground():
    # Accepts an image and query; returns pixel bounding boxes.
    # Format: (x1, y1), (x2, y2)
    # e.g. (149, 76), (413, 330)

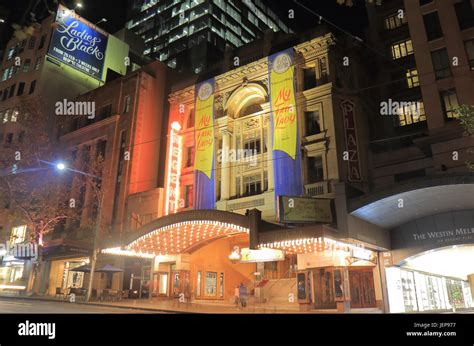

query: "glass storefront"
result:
(386, 266), (473, 312)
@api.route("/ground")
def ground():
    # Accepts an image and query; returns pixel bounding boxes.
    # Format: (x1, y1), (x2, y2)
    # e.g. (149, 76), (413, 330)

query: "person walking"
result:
(239, 283), (247, 308)
(234, 285), (240, 308)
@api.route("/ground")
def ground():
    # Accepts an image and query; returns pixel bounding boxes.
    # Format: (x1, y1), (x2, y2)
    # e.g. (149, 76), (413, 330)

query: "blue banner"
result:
(48, 4), (108, 80)
(193, 79), (215, 209)
(268, 49), (304, 201)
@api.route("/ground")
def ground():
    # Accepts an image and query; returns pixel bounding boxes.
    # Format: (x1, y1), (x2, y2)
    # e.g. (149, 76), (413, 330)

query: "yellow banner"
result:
(194, 81), (214, 179)
(270, 52), (297, 159)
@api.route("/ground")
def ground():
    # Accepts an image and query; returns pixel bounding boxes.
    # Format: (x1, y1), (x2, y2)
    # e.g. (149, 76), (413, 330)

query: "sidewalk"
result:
(0, 293), (383, 313)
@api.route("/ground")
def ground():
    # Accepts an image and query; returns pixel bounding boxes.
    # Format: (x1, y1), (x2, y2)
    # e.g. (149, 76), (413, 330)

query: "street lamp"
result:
(37, 158), (104, 302)
(95, 18), (107, 25)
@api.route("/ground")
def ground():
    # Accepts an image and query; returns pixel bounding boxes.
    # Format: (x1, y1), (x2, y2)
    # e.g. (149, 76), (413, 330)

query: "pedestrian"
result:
(239, 283), (247, 308)
(234, 285), (240, 308)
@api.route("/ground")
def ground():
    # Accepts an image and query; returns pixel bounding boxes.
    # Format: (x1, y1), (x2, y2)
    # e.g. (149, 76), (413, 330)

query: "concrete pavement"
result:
(0, 296), (163, 313)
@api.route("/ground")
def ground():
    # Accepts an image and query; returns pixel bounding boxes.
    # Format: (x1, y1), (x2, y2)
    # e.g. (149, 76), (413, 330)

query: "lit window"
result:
(22, 59), (31, 73)
(10, 225), (27, 244)
(384, 12), (407, 30)
(406, 68), (419, 88)
(243, 174), (262, 196)
(440, 89), (459, 119)
(123, 95), (131, 113)
(11, 109), (19, 122)
(391, 39), (414, 59)
(398, 101), (426, 126)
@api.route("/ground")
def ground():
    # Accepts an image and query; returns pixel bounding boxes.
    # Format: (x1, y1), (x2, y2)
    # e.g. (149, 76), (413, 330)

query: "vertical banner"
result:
(193, 79), (215, 209)
(269, 49), (303, 201)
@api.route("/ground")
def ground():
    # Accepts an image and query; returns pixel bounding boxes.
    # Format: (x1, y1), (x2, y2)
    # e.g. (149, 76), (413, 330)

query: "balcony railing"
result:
(304, 181), (329, 197)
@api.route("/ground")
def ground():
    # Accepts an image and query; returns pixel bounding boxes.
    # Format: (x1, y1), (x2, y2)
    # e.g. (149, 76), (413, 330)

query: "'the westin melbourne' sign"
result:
(48, 4), (108, 80)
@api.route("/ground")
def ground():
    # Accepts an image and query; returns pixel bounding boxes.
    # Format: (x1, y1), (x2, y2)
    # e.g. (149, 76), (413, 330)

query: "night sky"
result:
(1, 0), (368, 49)
(0, 0), (129, 47)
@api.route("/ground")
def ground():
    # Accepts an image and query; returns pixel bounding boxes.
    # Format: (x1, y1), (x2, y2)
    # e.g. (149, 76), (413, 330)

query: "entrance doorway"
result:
(349, 268), (376, 308)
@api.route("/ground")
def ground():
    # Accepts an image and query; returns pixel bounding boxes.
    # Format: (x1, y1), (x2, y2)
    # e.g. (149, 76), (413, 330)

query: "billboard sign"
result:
(48, 4), (108, 80)
(278, 196), (333, 223)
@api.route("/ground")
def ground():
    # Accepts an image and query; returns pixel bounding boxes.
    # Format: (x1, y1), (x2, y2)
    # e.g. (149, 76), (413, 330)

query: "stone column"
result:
(220, 130), (231, 200)
(266, 122), (274, 191)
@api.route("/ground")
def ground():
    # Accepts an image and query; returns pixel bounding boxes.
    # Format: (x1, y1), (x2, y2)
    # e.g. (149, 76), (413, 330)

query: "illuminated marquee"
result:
(48, 4), (109, 80)
(165, 122), (183, 215)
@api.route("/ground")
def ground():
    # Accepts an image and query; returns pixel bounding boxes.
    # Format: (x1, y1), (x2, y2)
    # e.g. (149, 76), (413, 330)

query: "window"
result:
(185, 146), (194, 167)
(307, 156), (324, 183)
(6, 133), (13, 145)
(196, 272), (202, 297)
(243, 174), (261, 196)
(431, 48), (451, 79)
(303, 67), (316, 90)
(9, 84), (15, 98)
(2, 88), (9, 101)
(123, 95), (131, 113)
(11, 109), (19, 122)
(184, 185), (193, 208)
(440, 89), (459, 119)
(187, 108), (195, 128)
(397, 101), (426, 126)
(391, 39), (414, 59)
(10, 225), (27, 244)
(305, 110), (321, 136)
(97, 104), (112, 120)
(29, 80), (36, 94)
(219, 273), (224, 298)
(423, 12), (443, 41)
(465, 40), (474, 70)
(17, 82), (25, 96)
(454, 0), (474, 30)
(243, 137), (261, 154)
(38, 34), (47, 49)
(204, 272), (217, 296)
(28, 36), (36, 49)
(18, 131), (25, 143)
(2, 109), (9, 123)
(22, 59), (31, 73)
(406, 68), (419, 88)
(34, 57), (42, 70)
(384, 12), (407, 30)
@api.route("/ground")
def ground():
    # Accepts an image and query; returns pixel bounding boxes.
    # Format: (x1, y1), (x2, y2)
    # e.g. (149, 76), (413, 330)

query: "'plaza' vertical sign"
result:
(48, 4), (108, 80)
(340, 100), (362, 181)
(165, 122), (183, 215)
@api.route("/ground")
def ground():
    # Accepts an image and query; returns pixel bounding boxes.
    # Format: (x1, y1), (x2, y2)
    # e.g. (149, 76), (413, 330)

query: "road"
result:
(0, 297), (163, 313)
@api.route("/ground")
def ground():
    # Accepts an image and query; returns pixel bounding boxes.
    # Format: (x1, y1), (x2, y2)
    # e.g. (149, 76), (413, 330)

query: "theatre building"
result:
(105, 28), (390, 312)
